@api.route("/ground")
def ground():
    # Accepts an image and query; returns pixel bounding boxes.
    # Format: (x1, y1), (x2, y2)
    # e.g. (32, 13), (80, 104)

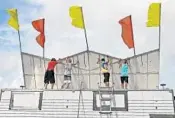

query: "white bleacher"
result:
(0, 89), (173, 118)
(0, 91), (11, 111)
(128, 91), (174, 114)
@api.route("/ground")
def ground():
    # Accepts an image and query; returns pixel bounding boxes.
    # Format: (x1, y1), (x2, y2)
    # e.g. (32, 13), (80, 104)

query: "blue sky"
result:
(0, 0), (44, 87)
(0, 0), (43, 52)
(0, 0), (41, 23)
(0, 0), (175, 89)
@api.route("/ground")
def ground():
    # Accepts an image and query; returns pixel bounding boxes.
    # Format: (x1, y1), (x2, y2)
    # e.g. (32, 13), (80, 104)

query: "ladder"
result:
(98, 83), (113, 118)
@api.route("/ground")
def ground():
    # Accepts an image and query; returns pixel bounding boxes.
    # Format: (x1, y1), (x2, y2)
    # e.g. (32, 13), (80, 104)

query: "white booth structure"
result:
(22, 49), (159, 90)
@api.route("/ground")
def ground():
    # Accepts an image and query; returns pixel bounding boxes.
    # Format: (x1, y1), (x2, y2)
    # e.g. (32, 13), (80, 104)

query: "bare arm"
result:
(119, 63), (122, 68)
(118, 59), (122, 68)
(97, 58), (100, 64)
(107, 58), (110, 64)
(56, 58), (63, 64)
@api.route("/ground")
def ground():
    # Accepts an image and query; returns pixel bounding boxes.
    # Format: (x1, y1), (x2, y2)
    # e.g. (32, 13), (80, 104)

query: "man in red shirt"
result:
(44, 58), (60, 89)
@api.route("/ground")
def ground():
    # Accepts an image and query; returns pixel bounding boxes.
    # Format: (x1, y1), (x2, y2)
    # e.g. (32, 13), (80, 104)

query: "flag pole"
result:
(158, 3), (161, 51)
(43, 32), (46, 71)
(43, 19), (46, 70)
(130, 16), (136, 56)
(17, 30), (26, 88)
(130, 15), (138, 89)
(15, 10), (26, 88)
(80, 8), (89, 51)
(158, 3), (162, 89)
(81, 7), (91, 88)
(43, 47), (46, 69)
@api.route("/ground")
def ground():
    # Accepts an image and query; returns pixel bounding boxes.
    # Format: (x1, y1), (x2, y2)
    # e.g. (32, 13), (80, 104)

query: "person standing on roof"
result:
(61, 57), (79, 89)
(119, 59), (129, 89)
(44, 58), (60, 89)
(97, 57), (110, 87)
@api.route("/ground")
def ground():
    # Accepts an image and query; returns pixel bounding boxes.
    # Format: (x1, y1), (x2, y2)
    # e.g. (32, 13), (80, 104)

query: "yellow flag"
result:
(147, 3), (161, 27)
(69, 6), (85, 29)
(6, 9), (19, 30)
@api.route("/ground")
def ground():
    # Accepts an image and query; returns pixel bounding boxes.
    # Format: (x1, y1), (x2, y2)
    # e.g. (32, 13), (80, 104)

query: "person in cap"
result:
(97, 57), (110, 87)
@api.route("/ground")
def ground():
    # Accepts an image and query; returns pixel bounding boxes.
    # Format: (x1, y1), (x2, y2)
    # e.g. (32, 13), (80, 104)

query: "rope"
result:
(78, 62), (87, 89)
(77, 83), (81, 118)
(77, 56), (86, 118)
(76, 55), (81, 118)
(77, 82), (87, 118)
(76, 55), (86, 118)
(84, 53), (86, 67)
(80, 82), (86, 118)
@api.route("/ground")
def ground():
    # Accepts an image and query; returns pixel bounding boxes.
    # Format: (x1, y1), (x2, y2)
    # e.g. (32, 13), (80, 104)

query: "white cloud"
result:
(24, 0), (162, 58)
(0, 50), (22, 87)
(0, 0), (175, 89)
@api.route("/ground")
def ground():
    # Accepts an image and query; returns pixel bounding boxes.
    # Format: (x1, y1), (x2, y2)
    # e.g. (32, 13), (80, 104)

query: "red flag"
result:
(119, 15), (134, 49)
(32, 19), (45, 48)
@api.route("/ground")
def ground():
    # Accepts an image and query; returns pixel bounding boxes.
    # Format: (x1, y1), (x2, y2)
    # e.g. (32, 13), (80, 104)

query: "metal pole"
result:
(130, 15), (138, 89)
(81, 7), (89, 51)
(81, 7), (91, 89)
(43, 46), (46, 70)
(17, 30), (26, 88)
(158, 3), (162, 89)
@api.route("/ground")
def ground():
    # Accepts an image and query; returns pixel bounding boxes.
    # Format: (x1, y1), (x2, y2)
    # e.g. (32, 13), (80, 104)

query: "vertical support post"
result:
(146, 53), (149, 89)
(80, 7), (90, 89)
(17, 30), (26, 88)
(32, 56), (37, 89)
(158, 3), (162, 89)
(111, 58), (114, 88)
(99, 54), (102, 86)
(38, 92), (43, 110)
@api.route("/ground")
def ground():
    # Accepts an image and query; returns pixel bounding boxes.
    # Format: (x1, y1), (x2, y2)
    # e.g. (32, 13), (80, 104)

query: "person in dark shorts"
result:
(61, 57), (79, 89)
(119, 59), (129, 89)
(97, 58), (110, 87)
(44, 58), (60, 89)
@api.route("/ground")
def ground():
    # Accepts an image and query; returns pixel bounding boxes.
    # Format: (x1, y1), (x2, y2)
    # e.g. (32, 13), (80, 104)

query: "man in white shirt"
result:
(61, 58), (78, 89)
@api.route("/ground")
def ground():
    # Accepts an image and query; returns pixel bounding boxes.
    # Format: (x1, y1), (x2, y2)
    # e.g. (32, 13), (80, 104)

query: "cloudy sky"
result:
(0, 0), (174, 89)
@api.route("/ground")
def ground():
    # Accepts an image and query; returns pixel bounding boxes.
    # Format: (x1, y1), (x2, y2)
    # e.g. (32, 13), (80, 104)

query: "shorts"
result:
(44, 70), (55, 84)
(121, 76), (128, 84)
(103, 72), (110, 83)
(64, 75), (71, 83)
